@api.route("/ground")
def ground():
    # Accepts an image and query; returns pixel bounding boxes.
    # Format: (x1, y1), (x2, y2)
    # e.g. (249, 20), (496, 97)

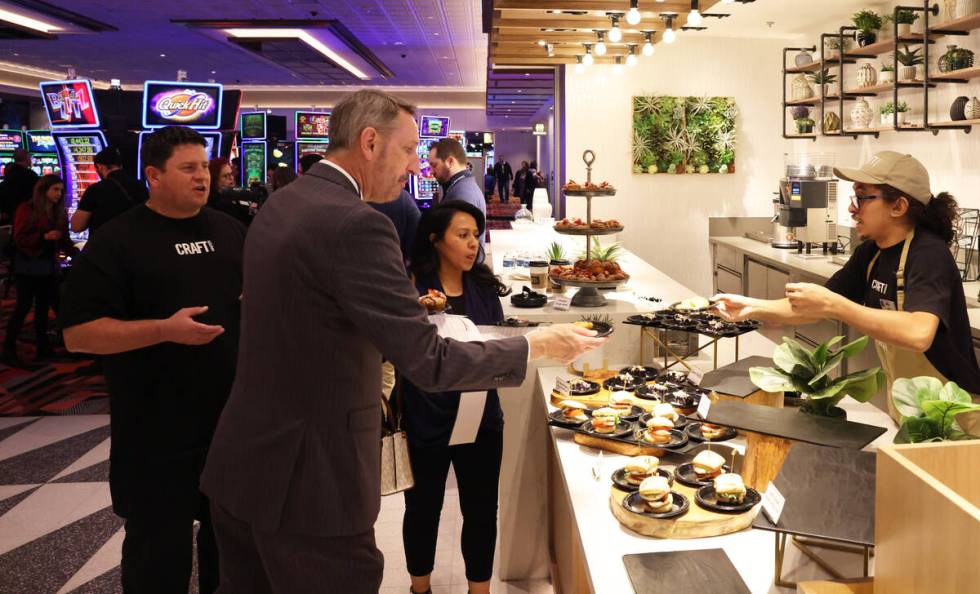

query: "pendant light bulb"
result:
(663, 24), (676, 44)
(687, 6), (703, 26)
(594, 32), (607, 56)
(626, 1), (641, 26)
(575, 56), (585, 74)
(643, 41), (655, 55)
(613, 57), (624, 75)
(626, 48), (638, 66)
(608, 16), (623, 42)
(582, 45), (594, 66)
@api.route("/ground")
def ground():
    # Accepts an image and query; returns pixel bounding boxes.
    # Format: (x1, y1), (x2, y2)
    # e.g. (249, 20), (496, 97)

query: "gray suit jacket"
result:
(200, 162), (529, 536)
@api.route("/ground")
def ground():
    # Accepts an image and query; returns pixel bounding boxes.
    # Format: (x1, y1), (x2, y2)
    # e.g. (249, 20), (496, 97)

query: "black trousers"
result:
(4, 274), (55, 351)
(211, 502), (384, 594)
(120, 495), (218, 594)
(496, 178), (509, 202)
(403, 430), (503, 583)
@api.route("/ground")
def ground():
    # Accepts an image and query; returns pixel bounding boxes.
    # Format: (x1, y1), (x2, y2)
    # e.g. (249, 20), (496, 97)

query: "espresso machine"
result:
(774, 154), (839, 255)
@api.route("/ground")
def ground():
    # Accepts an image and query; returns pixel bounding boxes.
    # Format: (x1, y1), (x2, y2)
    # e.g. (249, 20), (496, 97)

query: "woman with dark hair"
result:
(402, 200), (509, 594)
(207, 157), (235, 199)
(3, 174), (73, 364)
(715, 151), (980, 418)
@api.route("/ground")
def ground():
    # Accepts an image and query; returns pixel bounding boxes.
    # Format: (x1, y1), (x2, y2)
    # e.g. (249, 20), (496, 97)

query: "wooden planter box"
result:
(875, 441), (980, 594)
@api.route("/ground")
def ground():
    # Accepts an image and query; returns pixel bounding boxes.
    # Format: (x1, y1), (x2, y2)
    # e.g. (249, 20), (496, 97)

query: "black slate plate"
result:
(665, 388), (706, 411)
(639, 413), (690, 429)
(674, 462), (733, 488)
(659, 370), (692, 385)
(562, 380), (601, 396)
(685, 422), (738, 443)
(585, 321), (615, 338)
(618, 365), (659, 381)
(624, 314), (659, 326)
(547, 409), (589, 428)
(511, 291), (547, 308)
(608, 404), (645, 422)
(623, 549), (750, 594)
(634, 384), (668, 401)
(582, 419), (633, 438)
(611, 467), (673, 492)
(696, 322), (742, 337)
(622, 491), (690, 519)
(633, 428), (689, 449)
(695, 485), (762, 514)
(603, 376), (645, 392)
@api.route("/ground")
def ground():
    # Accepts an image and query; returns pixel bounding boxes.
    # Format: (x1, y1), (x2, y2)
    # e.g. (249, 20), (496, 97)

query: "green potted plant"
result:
(795, 117), (815, 134)
(892, 377), (980, 443)
(809, 68), (839, 97)
(852, 10), (883, 46)
(823, 36), (851, 60)
(894, 8), (919, 36)
(880, 60), (895, 84)
(880, 101), (910, 126)
(896, 44), (923, 81)
(749, 335), (886, 418)
(547, 242), (569, 293)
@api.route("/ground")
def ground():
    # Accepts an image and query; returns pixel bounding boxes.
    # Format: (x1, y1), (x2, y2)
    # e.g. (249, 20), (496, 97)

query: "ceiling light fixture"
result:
(594, 31), (607, 56)
(608, 15), (623, 42)
(687, 0), (704, 26)
(0, 7), (62, 33)
(626, 0), (641, 25)
(225, 28), (369, 79)
(575, 55), (585, 74)
(546, 43), (555, 57)
(661, 15), (677, 43)
(642, 31), (656, 55)
(626, 45), (638, 66)
(537, 39), (546, 46)
(582, 44), (594, 66)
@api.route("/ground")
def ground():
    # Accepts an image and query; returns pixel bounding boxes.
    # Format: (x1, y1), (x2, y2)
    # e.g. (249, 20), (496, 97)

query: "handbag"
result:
(380, 376), (414, 496)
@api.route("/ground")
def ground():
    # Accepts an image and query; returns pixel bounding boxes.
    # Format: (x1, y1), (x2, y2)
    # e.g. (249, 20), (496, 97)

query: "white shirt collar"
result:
(320, 158), (361, 199)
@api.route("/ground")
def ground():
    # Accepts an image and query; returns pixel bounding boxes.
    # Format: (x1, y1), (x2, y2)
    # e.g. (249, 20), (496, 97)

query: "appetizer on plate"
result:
(652, 402), (679, 423)
(608, 391), (633, 412)
(563, 179), (614, 192)
(590, 408), (619, 434)
(623, 455), (660, 486)
(419, 288), (447, 313)
(675, 296), (711, 311)
(558, 400), (589, 422)
(700, 423), (728, 440)
(552, 258), (629, 283)
(692, 450), (727, 481)
(638, 476), (673, 513)
(565, 378), (600, 396)
(714, 473), (747, 505)
(642, 417), (674, 444)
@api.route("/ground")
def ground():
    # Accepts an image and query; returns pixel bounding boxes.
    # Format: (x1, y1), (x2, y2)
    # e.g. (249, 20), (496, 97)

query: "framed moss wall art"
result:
(631, 96), (738, 175)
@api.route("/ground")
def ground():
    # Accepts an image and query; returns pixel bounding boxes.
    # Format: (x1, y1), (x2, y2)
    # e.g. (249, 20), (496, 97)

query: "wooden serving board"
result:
(573, 432), (671, 457)
(550, 389), (660, 411)
(609, 478), (759, 539)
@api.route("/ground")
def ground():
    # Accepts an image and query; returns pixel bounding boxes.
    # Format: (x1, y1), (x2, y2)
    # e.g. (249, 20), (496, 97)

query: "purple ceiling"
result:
(0, 0), (487, 87)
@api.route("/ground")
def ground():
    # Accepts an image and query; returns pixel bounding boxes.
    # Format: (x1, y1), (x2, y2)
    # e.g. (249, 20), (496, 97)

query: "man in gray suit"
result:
(201, 89), (603, 594)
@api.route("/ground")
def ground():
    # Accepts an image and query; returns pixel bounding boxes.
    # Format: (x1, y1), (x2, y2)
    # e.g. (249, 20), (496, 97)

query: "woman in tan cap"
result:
(714, 151), (980, 419)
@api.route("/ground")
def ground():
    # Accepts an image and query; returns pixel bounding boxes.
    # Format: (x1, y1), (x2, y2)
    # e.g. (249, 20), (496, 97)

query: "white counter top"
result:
(539, 360), (897, 594)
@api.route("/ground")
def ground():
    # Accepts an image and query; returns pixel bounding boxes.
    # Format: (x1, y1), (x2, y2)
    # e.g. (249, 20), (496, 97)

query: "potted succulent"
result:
(749, 335), (886, 418)
(896, 44), (923, 81)
(880, 61), (895, 84)
(823, 36), (851, 60)
(547, 242), (570, 293)
(892, 377), (980, 443)
(809, 68), (839, 97)
(852, 10), (883, 46)
(880, 101), (910, 126)
(795, 117), (815, 134)
(894, 8), (920, 36)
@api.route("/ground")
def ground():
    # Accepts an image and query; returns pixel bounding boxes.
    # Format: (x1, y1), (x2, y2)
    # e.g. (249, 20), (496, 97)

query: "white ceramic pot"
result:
(897, 23), (912, 36)
(851, 99), (874, 129)
(899, 65), (918, 81)
(823, 82), (839, 97)
(882, 112), (908, 126)
(956, 0), (980, 18)
(857, 63), (878, 87)
(880, 69), (895, 84)
(966, 97), (980, 120)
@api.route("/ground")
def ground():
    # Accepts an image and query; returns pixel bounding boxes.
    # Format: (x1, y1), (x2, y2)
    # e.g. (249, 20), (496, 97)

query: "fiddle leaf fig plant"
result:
(750, 335), (886, 417)
(892, 377), (980, 443)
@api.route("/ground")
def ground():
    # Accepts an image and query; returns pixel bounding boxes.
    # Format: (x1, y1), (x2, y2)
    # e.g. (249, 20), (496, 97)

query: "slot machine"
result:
(293, 111), (330, 171)
(412, 115), (450, 209)
(25, 130), (60, 175)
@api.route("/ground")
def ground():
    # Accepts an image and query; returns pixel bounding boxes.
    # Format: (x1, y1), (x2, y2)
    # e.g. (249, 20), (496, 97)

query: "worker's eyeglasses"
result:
(849, 194), (880, 209)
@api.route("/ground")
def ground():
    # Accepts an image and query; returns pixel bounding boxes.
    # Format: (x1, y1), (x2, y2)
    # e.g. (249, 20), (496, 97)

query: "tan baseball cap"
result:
(833, 151), (932, 205)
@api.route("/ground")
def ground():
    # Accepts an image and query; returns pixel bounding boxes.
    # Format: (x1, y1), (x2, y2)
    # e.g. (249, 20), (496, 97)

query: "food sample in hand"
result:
(652, 402), (679, 423)
(638, 475), (673, 513)
(700, 423), (727, 440)
(574, 321), (594, 329)
(419, 288), (448, 313)
(714, 473), (747, 504)
(643, 416), (675, 444)
(675, 296), (711, 311)
(559, 400), (589, 422)
(609, 391), (633, 411)
(624, 455), (660, 485)
(591, 407), (619, 433)
(692, 450), (726, 480)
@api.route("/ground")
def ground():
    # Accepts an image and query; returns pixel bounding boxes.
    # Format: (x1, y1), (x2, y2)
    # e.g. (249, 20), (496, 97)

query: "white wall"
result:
(565, 36), (794, 296)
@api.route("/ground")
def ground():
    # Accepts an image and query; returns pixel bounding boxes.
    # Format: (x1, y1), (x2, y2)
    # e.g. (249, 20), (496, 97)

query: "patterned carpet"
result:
(0, 293), (109, 417)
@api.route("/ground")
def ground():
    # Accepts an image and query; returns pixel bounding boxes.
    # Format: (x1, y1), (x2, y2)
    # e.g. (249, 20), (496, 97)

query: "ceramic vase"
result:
(795, 50), (814, 67)
(899, 65), (918, 82)
(897, 23), (912, 36)
(881, 112), (907, 126)
(966, 97), (980, 120)
(956, 0), (980, 18)
(791, 74), (814, 100)
(851, 99), (874, 129)
(880, 69), (895, 84)
(939, 45), (975, 72)
(856, 63), (878, 87)
(951, 96), (969, 120)
(823, 82), (839, 97)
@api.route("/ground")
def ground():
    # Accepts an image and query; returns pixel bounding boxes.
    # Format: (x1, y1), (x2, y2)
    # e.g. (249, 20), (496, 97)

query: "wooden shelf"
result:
(786, 133), (817, 138)
(787, 58), (851, 73)
(858, 124), (924, 132)
(928, 118), (980, 127)
(829, 81), (935, 97)
(929, 12), (980, 35)
(785, 97), (818, 106)
(846, 35), (933, 57)
(931, 66), (980, 81)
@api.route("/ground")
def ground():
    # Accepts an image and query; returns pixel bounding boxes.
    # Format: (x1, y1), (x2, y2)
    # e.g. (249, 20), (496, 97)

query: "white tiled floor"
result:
(376, 469), (553, 594)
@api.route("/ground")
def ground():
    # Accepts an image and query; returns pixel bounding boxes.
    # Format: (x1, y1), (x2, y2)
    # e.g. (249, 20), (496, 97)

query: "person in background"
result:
(493, 158), (513, 204)
(428, 138), (487, 257)
(71, 147), (148, 237)
(0, 148), (39, 225)
(483, 166), (495, 202)
(298, 153), (324, 175)
(207, 157), (251, 226)
(523, 160), (540, 205)
(3, 175), (73, 365)
(512, 161), (529, 206)
(60, 126), (247, 594)
(271, 167), (298, 192)
(369, 188), (420, 265)
(208, 157), (236, 196)
(402, 200), (509, 594)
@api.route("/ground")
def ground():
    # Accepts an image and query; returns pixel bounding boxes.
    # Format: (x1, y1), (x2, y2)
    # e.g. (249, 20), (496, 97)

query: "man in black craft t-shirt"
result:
(70, 146), (148, 237)
(60, 126), (245, 594)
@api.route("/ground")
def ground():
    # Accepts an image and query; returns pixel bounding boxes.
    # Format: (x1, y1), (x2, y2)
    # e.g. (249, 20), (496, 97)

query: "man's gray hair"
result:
(327, 89), (416, 153)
